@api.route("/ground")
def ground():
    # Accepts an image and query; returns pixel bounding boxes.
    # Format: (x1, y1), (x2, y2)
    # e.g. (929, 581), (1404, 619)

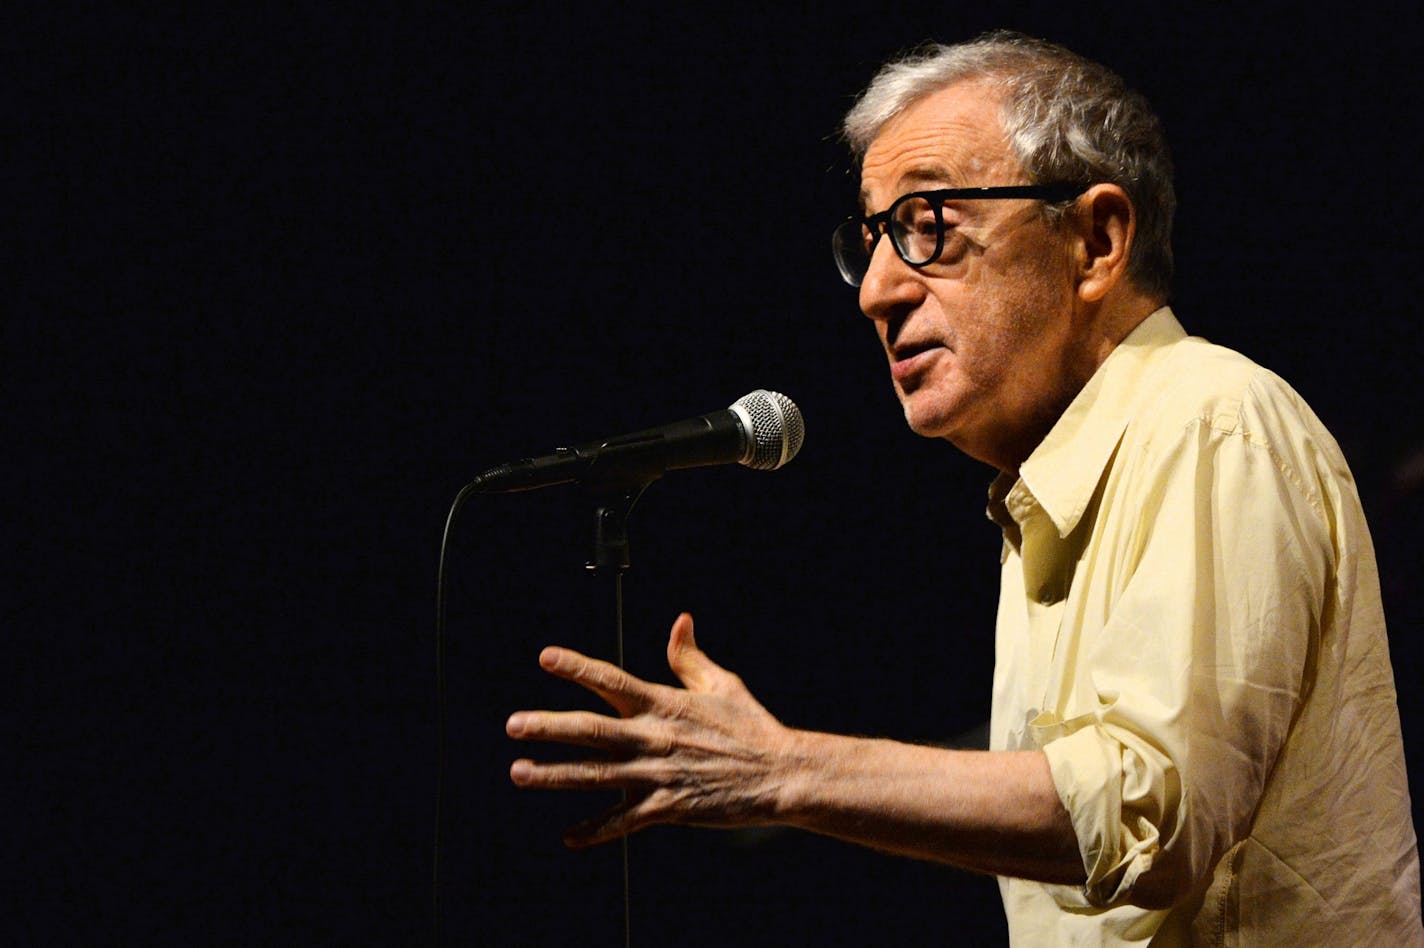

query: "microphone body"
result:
(473, 390), (803, 494)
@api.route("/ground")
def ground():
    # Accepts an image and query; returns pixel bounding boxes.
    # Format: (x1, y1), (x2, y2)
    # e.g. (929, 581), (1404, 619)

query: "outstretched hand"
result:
(507, 613), (794, 847)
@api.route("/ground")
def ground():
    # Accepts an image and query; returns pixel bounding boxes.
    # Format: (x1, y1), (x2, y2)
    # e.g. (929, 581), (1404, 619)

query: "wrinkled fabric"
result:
(988, 308), (1421, 945)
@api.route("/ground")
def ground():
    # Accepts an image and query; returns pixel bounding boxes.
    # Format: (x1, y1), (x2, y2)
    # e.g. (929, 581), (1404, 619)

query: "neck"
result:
(986, 292), (1166, 475)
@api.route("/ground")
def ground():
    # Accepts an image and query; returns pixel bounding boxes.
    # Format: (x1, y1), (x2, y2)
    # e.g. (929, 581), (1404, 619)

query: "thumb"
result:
(667, 612), (720, 691)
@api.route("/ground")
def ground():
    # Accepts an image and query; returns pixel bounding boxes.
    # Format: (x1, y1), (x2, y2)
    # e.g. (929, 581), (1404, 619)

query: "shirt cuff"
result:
(1039, 719), (1170, 908)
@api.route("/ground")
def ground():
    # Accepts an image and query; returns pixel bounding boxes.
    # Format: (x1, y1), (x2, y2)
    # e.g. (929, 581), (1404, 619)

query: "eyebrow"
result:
(858, 167), (962, 212)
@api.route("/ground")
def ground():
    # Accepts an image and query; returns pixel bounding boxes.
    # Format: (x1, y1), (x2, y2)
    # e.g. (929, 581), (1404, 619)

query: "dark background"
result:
(15, 5), (1422, 946)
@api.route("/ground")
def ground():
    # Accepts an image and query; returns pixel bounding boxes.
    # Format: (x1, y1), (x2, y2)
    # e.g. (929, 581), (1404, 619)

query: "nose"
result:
(858, 234), (925, 324)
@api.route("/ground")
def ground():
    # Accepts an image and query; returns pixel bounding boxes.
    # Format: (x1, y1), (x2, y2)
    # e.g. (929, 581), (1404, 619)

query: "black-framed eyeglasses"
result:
(831, 183), (1090, 287)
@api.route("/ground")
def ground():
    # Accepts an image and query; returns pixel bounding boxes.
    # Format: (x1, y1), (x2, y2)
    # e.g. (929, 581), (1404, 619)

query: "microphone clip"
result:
(584, 480), (653, 576)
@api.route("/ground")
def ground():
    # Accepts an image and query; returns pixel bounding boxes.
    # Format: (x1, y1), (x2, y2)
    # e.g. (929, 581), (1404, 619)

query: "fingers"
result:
(506, 709), (665, 754)
(562, 797), (649, 848)
(535, 645), (659, 717)
(509, 615), (764, 850)
(509, 757), (647, 793)
(508, 754), (679, 834)
(534, 611), (720, 712)
(553, 792), (680, 848)
(666, 612), (696, 667)
(667, 612), (736, 694)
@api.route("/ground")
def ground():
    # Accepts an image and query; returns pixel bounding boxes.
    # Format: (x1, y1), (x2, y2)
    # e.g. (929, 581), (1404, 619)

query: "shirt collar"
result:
(987, 307), (1187, 541)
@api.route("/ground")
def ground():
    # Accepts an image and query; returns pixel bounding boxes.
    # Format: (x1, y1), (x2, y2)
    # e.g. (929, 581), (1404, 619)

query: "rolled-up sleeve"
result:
(994, 316), (1419, 942)
(1033, 392), (1329, 909)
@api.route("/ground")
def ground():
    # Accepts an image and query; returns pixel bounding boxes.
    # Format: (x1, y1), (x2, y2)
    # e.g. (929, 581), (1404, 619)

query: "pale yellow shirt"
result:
(988, 309), (1421, 945)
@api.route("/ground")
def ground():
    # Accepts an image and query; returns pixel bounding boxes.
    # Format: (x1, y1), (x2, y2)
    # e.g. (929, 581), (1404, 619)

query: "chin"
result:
(899, 398), (959, 441)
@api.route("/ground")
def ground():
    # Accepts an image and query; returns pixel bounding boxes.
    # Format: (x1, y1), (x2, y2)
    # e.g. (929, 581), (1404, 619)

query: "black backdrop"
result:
(16, 5), (1423, 946)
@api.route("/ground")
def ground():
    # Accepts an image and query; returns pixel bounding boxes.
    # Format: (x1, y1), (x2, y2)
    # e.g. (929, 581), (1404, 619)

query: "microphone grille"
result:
(732, 389), (805, 471)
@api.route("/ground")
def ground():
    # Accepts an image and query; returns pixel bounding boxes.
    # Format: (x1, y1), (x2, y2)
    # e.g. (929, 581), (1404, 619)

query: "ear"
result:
(1072, 183), (1136, 303)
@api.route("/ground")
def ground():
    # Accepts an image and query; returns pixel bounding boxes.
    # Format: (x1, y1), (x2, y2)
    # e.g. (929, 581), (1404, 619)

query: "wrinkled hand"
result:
(507, 613), (793, 847)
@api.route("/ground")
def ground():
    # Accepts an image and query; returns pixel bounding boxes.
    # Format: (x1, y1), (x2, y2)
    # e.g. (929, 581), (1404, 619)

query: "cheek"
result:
(925, 230), (1075, 380)
(952, 283), (1036, 366)
(955, 285), (1069, 397)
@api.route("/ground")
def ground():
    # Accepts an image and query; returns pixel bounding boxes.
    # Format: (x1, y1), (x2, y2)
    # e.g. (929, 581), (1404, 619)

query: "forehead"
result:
(858, 81), (1023, 209)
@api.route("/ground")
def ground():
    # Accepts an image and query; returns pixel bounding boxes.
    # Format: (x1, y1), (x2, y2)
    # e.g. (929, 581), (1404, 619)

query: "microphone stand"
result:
(584, 479), (653, 948)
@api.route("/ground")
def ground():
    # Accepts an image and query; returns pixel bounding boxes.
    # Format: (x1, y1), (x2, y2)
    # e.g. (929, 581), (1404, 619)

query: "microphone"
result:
(472, 389), (805, 493)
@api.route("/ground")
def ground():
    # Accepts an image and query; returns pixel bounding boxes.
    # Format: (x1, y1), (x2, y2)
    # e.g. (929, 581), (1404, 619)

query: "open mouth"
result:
(893, 340), (941, 361)
(890, 342), (942, 382)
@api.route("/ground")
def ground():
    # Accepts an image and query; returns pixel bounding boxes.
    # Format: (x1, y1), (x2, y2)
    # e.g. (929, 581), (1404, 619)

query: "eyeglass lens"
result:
(833, 193), (943, 287)
(890, 195), (941, 266)
(832, 220), (871, 286)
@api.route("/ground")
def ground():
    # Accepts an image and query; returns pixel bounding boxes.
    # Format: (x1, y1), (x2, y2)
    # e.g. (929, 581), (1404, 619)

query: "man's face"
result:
(857, 81), (1092, 471)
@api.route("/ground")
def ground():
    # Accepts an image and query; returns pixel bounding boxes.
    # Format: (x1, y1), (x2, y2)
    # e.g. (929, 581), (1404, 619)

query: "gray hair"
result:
(842, 31), (1175, 299)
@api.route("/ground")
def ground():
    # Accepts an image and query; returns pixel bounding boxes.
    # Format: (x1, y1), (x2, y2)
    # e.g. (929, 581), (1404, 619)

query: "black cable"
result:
(436, 481), (641, 945)
(433, 479), (481, 948)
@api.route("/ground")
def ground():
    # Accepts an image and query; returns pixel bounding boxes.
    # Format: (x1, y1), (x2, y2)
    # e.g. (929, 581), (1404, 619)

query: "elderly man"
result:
(507, 31), (1421, 943)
